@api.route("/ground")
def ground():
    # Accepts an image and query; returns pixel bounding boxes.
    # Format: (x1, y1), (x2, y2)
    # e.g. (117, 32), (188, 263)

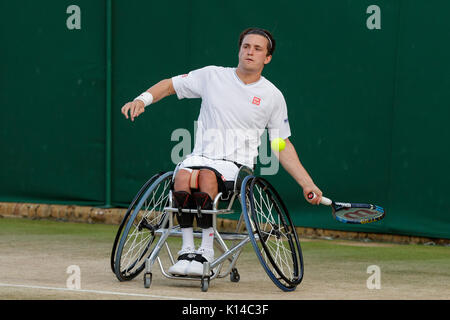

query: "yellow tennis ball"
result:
(271, 138), (286, 152)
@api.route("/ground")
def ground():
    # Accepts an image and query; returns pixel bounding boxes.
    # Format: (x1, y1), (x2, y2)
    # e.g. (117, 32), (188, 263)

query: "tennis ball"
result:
(271, 138), (286, 152)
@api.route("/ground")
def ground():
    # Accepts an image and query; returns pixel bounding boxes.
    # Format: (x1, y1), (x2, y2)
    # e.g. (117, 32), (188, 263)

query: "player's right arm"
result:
(121, 78), (175, 122)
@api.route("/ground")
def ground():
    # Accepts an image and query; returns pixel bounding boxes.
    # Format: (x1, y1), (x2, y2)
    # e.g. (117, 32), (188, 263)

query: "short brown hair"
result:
(238, 27), (276, 56)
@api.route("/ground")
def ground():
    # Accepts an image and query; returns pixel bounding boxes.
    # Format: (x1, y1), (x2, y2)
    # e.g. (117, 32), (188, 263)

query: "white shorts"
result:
(174, 155), (240, 181)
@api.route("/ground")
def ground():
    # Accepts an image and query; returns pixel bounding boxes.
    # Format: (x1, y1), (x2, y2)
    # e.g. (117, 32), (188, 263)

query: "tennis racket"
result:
(308, 192), (385, 224)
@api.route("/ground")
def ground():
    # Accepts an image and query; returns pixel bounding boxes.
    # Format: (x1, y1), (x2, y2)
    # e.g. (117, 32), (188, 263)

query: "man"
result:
(121, 27), (323, 277)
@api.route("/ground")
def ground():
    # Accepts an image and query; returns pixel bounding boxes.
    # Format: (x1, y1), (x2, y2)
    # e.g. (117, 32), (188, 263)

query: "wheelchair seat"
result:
(171, 164), (254, 203)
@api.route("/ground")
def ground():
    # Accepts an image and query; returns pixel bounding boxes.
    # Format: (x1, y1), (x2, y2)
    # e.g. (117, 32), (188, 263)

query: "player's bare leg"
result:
(173, 169), (191, 194)
(198, 169), (218, 200)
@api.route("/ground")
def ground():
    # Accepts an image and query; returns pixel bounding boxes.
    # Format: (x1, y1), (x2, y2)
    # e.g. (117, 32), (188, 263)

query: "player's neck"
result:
(235, 67), (262, 85)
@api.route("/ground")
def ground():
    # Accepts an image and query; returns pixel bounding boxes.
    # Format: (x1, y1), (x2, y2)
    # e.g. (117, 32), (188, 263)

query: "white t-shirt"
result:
(172, 66), (291, 168)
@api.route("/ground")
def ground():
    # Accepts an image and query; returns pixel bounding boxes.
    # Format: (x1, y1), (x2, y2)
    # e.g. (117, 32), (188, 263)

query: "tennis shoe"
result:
(168, 247), (196, 276)
(186, 247), (214, 277)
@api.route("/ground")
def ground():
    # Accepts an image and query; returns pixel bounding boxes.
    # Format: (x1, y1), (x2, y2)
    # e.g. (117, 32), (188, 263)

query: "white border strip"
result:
(0, 283), (201, 300)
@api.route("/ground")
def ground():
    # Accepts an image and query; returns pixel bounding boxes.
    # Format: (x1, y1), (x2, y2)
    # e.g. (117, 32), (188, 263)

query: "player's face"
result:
(238, 34), (272, 72)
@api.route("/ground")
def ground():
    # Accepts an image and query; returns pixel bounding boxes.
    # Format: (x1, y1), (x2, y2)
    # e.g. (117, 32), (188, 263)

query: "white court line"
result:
(0, 282), (202, 300)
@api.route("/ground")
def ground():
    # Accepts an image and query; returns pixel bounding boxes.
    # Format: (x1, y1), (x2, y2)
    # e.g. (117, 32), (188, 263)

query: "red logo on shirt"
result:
(181, 74), (188, 78)
(252, 97), (261, 106)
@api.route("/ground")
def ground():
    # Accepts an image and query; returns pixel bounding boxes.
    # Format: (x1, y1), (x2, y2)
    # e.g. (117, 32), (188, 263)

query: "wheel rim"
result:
(243, 176), (303, 290)
(115, 172), (173, 280)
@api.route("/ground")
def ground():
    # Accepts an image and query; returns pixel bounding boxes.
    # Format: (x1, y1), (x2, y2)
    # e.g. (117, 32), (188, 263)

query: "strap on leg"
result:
(189, 169), (200, 189)
(192, 192), (213, 226)
(172, 191), (193, 215)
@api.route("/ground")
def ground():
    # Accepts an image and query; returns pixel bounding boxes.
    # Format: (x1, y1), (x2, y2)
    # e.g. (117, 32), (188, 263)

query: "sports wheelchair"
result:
(110, 166), (304, 292)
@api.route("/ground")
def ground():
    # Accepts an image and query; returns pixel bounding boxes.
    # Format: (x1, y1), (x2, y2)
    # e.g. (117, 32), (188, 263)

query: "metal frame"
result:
(142, 189), (258, 290)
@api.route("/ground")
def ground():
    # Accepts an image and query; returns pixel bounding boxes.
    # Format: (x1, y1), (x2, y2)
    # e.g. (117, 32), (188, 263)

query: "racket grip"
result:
(321, 197), (332, 206)
(307, 192), (332, 206)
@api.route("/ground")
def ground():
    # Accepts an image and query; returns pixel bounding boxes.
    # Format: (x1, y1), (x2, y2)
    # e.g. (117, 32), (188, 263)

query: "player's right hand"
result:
(121, 100), (145, 122)
(303, 184), (323, 206)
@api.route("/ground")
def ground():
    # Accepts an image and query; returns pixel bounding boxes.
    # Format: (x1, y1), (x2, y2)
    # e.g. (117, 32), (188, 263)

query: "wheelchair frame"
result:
(111, 167), (304, 292)
(143, 188), (256, 292)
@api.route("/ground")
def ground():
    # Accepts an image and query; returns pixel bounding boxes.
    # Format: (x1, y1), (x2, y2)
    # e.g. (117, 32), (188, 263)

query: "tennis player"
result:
(121, 27), (323, 277)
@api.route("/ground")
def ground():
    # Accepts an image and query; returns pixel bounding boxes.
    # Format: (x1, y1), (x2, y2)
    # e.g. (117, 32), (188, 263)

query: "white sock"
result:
(200, 227), (215, 251)
(181, 227), (194, 251)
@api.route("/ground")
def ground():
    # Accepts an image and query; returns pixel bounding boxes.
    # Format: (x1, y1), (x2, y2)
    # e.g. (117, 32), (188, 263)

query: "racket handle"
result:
(307, 192), (332, 206)
(321, 197), (332, 206)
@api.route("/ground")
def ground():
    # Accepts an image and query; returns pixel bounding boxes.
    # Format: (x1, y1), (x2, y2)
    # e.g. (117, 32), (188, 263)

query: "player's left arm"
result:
(277, 138), (323, 205)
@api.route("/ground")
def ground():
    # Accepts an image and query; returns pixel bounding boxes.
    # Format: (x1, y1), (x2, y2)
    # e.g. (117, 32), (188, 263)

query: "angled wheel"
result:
(110, 172), (165, 274)
(241, 175), (304, 291)
(113, 171), (173, 281)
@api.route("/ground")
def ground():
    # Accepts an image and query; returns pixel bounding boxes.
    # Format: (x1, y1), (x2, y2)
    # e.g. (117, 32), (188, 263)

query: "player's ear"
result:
(264, 55), (272, 65)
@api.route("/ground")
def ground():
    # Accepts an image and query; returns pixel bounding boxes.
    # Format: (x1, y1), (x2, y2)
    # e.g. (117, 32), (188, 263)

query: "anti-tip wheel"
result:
(230, 268), (240, 282)
(143, 272), (152, 288)
(201, 277), (210, 292)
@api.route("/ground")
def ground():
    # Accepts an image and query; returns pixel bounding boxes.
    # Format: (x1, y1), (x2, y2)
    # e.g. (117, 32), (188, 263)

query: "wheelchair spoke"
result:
(132, 180), (170, 229)
(265, 237), (294, 279)
(122, 229), (153, 272)
(149, 180), (170, 211)
(260, 225), (294, 276)
(255, 186), (275, 223)
(256, 224), (294, 278)
(253, 191), (274, 233)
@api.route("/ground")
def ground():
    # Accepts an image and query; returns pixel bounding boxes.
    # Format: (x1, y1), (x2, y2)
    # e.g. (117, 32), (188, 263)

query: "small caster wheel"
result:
(201, 277), (210, 292)
(230, 268), (240, 283)
(143, 272), (152, 288)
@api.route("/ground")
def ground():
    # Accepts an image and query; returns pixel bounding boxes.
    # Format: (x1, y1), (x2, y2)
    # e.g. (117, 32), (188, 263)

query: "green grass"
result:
(2, 218), (449, 260)
(1, 217), (449, 298)
(1, 217), (449, 276)
(0, 217), (117, 242)
(302, 240), (450, 262)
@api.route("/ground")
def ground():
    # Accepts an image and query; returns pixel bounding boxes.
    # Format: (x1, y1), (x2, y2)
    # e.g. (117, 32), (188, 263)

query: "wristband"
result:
(134, 92), (154, 107)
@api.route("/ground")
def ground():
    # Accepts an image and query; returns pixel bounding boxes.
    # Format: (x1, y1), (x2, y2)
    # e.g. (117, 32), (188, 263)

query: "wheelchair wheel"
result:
(110, 172), (165, 274)
(113, 171), (173, 281)
(241, 175), (304, 291)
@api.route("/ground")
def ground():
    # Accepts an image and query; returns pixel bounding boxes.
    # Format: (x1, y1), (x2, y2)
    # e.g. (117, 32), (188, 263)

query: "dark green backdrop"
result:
(1, 0), (449, 239)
